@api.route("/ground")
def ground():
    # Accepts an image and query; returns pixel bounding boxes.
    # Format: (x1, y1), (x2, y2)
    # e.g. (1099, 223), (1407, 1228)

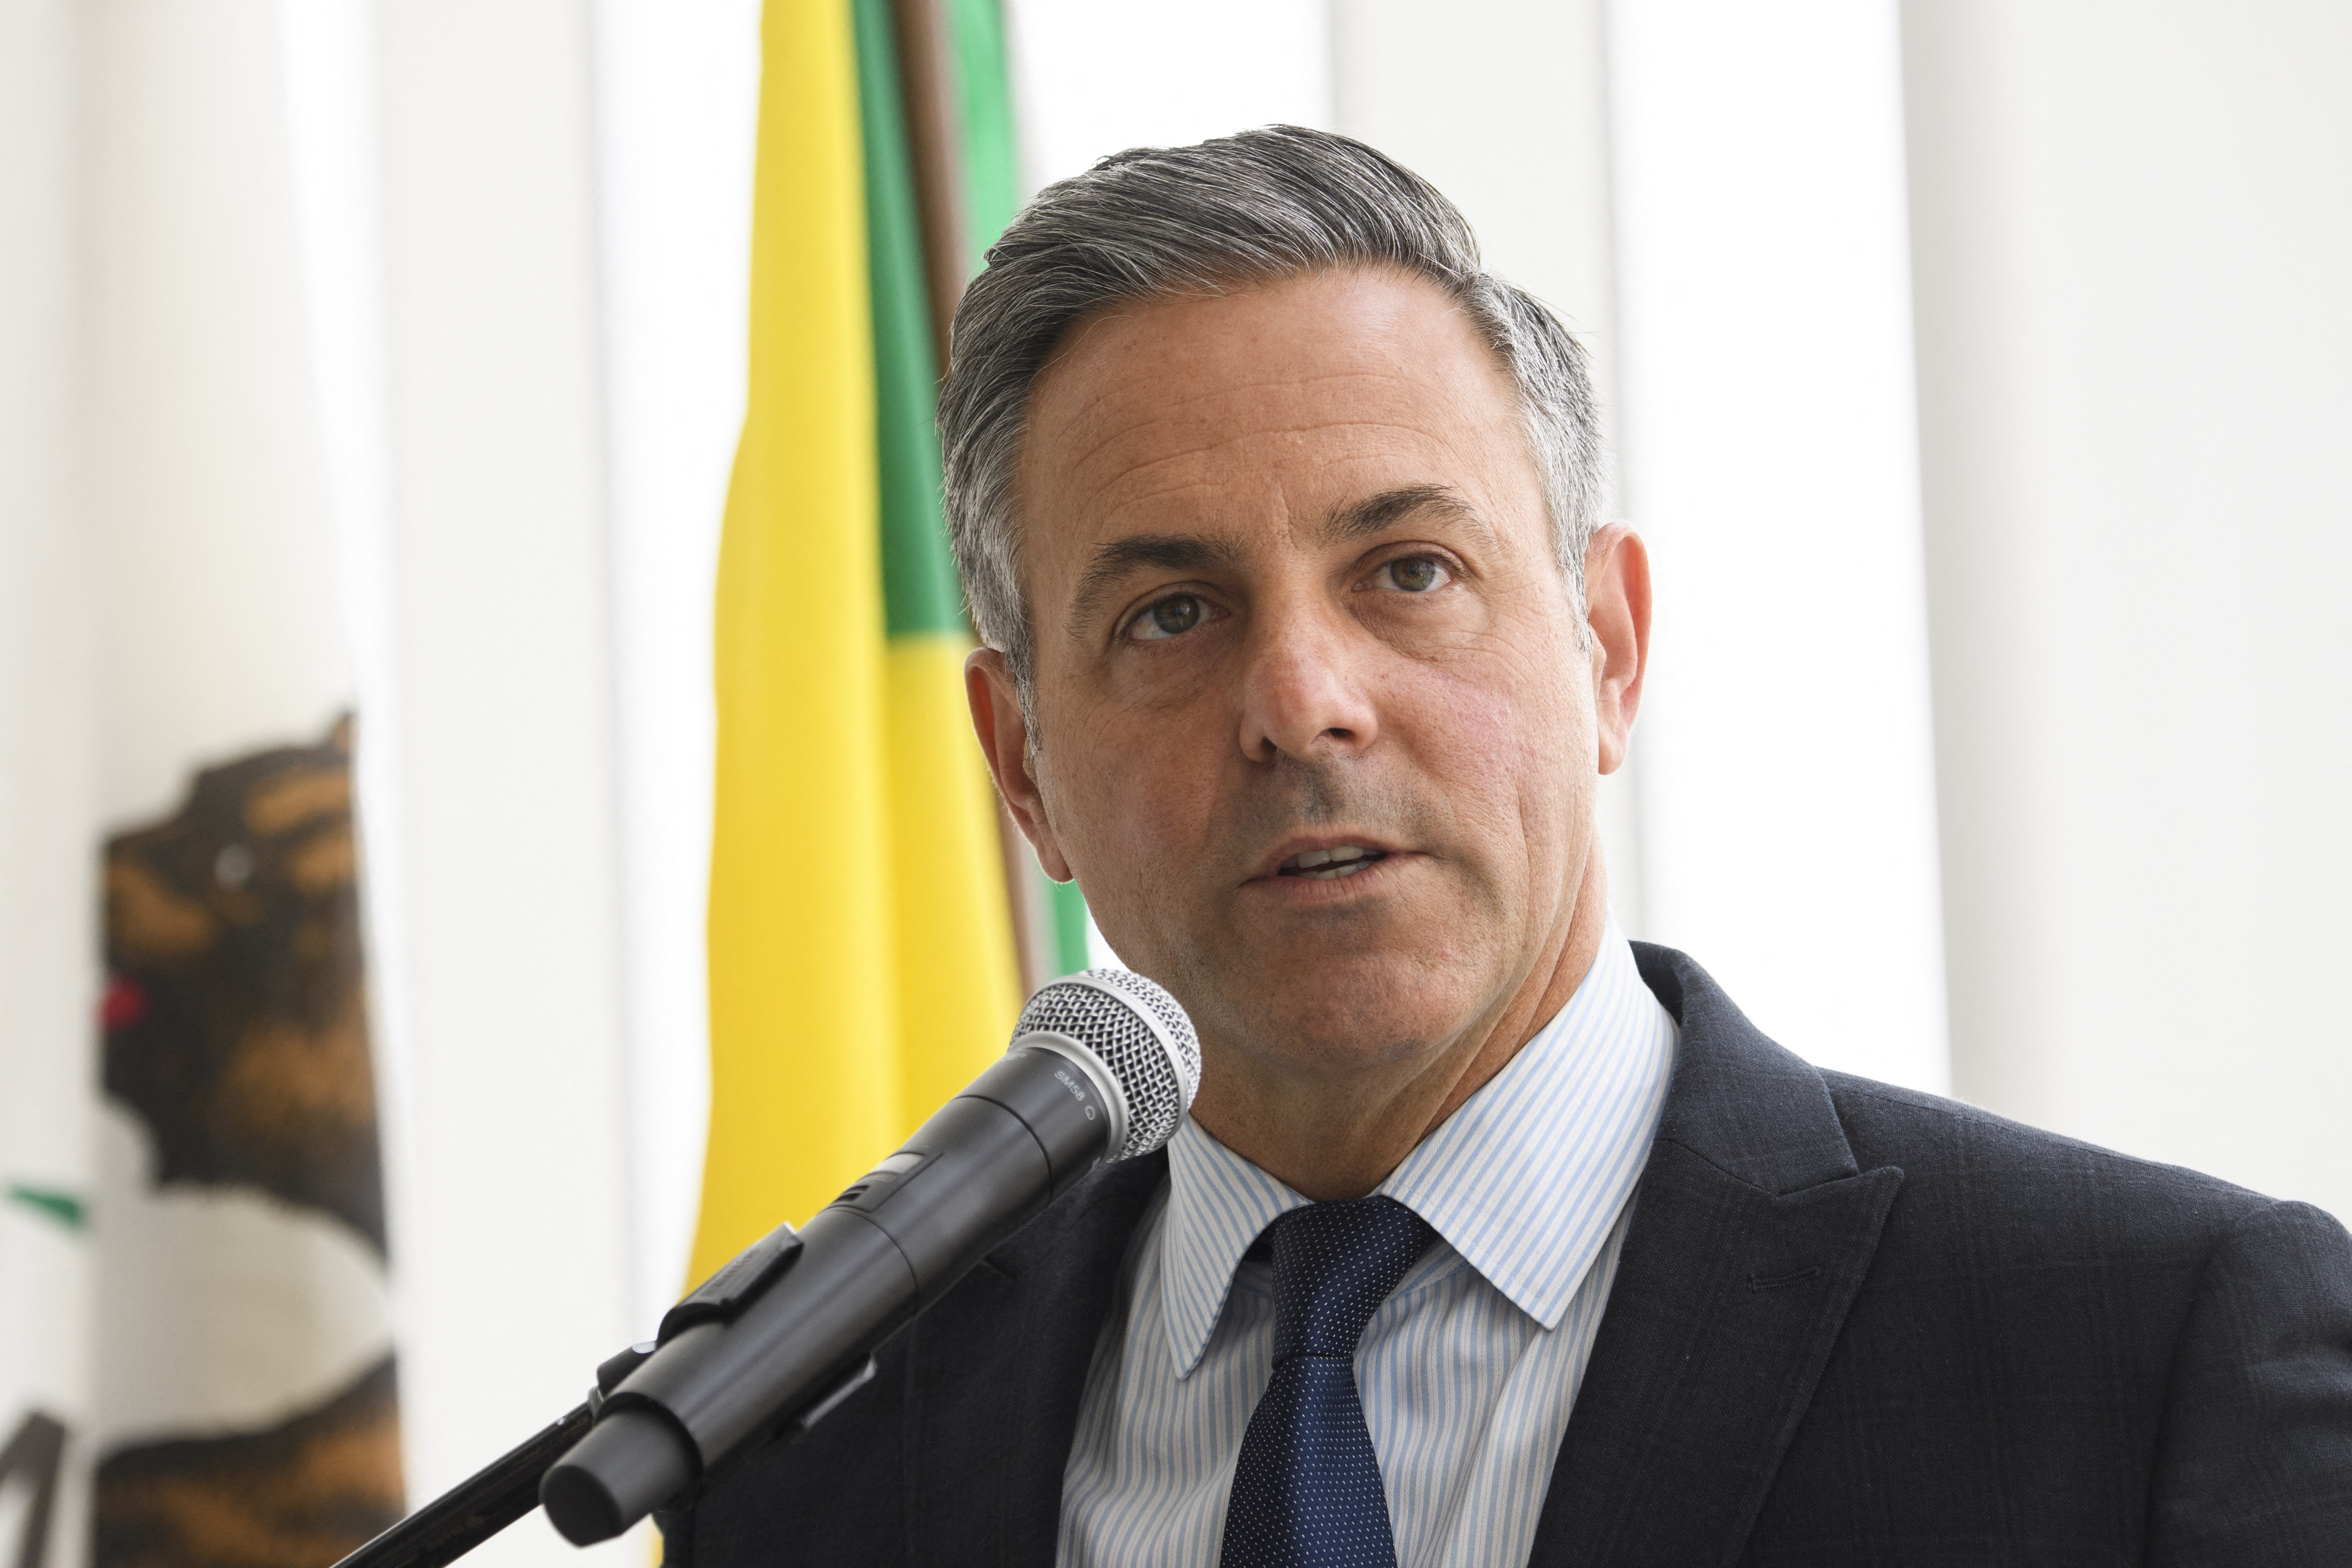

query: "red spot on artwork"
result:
(100, 972), (147, 1033)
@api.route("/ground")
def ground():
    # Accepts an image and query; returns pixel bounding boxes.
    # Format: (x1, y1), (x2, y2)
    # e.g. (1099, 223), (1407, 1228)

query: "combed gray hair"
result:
(940, 125), (1602, 695)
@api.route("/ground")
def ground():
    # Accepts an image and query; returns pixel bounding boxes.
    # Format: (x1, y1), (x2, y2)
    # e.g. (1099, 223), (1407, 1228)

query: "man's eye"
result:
(1130, 594), (1206, 641)
(1375, 556), (1451, 593)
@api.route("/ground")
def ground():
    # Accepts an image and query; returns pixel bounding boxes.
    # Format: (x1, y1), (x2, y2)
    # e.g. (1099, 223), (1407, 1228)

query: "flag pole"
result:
(891, 0), (967, 378)
(888, 0), (1058, 992)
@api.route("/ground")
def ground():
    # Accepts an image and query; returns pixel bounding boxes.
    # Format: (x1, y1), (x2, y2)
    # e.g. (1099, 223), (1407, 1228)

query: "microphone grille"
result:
(1014, 969), (1201, 1161)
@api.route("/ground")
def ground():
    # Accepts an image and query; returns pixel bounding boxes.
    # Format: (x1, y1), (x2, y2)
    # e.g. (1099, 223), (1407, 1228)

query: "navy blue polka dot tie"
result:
(1219, 1196), (1437, 1568)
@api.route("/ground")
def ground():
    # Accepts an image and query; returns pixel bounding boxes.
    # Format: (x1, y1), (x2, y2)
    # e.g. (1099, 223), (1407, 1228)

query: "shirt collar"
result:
(1158, 925), (1679, 1373)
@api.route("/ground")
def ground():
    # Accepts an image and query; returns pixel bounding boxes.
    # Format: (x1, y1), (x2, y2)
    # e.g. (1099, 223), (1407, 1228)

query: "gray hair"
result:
(940, 125), (1602, 696)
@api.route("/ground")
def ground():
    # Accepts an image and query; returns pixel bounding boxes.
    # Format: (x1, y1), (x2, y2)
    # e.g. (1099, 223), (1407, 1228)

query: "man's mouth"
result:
(1276, 845), (1389, 881)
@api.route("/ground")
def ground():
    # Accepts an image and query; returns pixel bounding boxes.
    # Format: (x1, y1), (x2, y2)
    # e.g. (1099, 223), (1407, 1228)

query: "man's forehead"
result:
(1018, 271), (1527, 558)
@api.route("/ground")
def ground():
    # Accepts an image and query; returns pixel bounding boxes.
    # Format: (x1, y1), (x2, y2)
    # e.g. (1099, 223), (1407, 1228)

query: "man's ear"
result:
(966, 648), (1076, 882)
(1583, 523), (1651, 776)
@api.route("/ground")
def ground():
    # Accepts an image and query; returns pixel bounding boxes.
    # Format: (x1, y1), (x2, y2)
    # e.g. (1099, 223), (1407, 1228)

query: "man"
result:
(665, 128), (2352, 1565)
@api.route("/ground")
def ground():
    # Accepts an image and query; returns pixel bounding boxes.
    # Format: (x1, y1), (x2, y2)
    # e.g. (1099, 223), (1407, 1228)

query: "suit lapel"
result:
(1525, 947), (1903, 1567)
(903, 1152), (1168, 1568)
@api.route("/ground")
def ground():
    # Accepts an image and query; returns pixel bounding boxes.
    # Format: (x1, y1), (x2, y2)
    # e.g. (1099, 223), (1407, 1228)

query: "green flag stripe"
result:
(6, 1183), (86, 1233)
(944, 0), (1019, 271)
(1047, 880), (1091, 974)
(855, 0), (969, 639)
(938, 0), (1097, 967)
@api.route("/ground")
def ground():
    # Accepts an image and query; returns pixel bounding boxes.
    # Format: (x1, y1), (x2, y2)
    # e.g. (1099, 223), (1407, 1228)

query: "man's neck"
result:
(1187, 855), (1614, 1201)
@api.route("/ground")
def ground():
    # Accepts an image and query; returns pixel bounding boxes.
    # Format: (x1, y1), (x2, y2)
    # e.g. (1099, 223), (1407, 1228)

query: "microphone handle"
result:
(543, 1040), (1118, 1543)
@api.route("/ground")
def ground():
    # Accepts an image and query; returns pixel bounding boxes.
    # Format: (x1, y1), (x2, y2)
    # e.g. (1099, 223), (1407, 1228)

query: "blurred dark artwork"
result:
(101, 716), (385, 1251)
(96, 717), (404, 1567)
(92, 1359), (400, 1568)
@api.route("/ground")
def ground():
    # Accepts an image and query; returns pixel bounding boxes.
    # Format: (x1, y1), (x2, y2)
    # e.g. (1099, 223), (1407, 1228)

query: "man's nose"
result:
(1235, 606), (1381, 764)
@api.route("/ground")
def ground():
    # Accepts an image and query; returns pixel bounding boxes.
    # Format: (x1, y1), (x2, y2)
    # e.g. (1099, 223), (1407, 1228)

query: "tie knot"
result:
(1264, 1196), (1435, 1363)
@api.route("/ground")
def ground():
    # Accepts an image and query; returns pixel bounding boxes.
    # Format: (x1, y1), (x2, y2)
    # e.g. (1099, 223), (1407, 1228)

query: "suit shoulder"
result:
(1816, 1069), (2283, 1243)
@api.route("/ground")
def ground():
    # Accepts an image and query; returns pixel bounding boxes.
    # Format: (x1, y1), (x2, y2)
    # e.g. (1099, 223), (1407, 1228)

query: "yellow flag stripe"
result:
(886, 632), (1021, 1123)
(696, 0), (894, 1283)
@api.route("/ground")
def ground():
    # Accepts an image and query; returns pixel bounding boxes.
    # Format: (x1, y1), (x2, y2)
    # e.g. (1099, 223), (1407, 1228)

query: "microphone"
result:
(539, 968), (1201, 1545)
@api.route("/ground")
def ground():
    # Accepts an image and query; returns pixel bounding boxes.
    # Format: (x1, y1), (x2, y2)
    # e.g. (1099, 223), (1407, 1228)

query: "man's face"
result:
(984, 268), (1621, 1101)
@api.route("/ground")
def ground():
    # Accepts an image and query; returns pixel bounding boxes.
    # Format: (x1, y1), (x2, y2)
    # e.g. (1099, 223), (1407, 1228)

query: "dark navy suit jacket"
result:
(663, 945), (2352, 1565)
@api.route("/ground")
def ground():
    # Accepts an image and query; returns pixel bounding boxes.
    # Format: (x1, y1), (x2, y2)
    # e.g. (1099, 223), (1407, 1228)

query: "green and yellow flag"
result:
(937, 0), (1099, 980)
(692, 0), (1027, 1280)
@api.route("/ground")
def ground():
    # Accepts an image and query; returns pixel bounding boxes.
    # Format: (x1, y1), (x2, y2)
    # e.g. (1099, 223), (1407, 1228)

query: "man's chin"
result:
(1182, 942), (1490, 1062)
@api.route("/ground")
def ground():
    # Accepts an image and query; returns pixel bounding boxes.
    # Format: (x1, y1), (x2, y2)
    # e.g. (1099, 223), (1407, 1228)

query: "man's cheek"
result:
(1412, 680), (1523, 795)
(1062, 758), (1194, 900)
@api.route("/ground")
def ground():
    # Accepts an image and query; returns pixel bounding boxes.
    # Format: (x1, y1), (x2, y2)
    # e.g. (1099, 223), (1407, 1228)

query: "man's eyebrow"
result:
(1068, 533), (1243, 629)
(1317, 484), (1497, 550)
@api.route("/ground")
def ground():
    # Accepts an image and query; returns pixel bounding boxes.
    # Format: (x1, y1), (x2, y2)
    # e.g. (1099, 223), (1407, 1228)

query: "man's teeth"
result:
(1281, 845), (1382, 879)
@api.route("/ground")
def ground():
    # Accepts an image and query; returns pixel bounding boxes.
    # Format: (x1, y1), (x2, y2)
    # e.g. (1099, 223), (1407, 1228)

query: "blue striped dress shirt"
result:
(1057, 927), (1679, 1567)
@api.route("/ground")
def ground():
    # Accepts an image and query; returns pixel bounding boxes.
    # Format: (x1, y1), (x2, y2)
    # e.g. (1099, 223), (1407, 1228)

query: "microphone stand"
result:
(331, 1347), (655, 1568)
(329, 1404), (591, 1568)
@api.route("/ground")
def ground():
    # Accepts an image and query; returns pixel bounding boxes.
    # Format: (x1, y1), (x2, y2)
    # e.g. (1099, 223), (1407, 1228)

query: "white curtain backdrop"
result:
(1905, 0), (2352, 1223)
(1605, 0), (1948, 1093)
